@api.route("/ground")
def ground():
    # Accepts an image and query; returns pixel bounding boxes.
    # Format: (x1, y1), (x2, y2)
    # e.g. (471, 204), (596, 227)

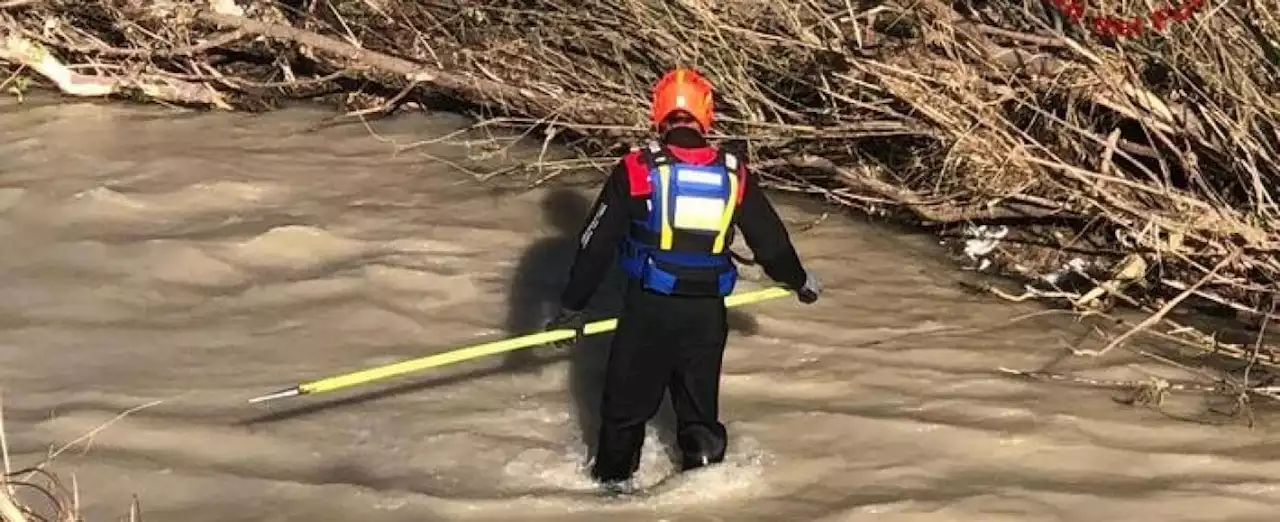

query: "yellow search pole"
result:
(248, 286), (792, 404)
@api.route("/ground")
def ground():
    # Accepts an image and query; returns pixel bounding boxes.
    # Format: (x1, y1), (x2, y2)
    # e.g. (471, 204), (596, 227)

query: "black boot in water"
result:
(678, 424), (727, 471)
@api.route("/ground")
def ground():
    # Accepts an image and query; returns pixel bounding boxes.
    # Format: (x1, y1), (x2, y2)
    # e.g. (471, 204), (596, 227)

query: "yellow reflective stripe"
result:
(657, 164), (674, 249)
(712, 168), (740, 253)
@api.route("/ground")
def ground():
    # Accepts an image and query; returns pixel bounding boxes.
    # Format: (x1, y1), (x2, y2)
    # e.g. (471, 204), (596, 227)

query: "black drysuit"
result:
(558, 127), (809, 482)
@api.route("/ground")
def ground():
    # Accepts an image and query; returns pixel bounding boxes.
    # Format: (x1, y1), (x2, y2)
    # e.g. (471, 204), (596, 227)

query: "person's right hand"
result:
(796, 270), (821, 304)
(543, 307), (587, 347)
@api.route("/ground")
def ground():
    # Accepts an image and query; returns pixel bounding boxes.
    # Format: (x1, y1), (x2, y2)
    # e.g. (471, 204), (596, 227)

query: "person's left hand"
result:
(543, 307), (587, 348)
(796, 270), (821, 304)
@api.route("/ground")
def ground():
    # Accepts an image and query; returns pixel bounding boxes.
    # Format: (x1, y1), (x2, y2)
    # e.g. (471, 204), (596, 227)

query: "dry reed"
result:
(0, 394), (154, 522)
(2, 396), (79, 522)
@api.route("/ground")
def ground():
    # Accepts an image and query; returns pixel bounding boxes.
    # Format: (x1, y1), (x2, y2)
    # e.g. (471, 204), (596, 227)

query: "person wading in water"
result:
(544, 67), (821, 493)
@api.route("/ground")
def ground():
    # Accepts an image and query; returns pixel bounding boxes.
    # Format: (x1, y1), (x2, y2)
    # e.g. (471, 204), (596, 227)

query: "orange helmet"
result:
(650, 68), (714, 132)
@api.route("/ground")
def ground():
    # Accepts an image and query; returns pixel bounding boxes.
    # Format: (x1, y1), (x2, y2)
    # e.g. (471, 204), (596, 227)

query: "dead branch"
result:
(0, 29), (229, 107)
(197, 12), (646, 128)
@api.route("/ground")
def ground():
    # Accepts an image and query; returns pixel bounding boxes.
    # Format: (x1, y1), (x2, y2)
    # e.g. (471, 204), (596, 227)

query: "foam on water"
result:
(0, 99), (1278, 522)
(222, 225), (374, 270)
(55, 181), (286, 226)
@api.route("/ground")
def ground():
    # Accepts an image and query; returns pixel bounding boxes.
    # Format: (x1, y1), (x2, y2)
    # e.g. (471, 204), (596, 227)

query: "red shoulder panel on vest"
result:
(736, 164), (747, 204)
(623, 150), (651, 196)
(625, 145), (747, 201)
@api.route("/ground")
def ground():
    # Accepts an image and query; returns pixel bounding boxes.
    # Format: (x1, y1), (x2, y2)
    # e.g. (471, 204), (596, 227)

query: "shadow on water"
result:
(498, 188), (624, 460)
(243, 186), (762, 468)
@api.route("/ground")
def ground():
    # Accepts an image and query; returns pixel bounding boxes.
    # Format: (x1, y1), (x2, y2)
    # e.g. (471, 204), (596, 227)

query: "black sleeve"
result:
(559, 163), (632, 311)
(735, 167), (808, 289)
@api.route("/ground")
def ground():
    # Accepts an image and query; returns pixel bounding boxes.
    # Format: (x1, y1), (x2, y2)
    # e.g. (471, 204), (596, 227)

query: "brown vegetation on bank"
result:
(2, 398), (142, 522)
(2, 0), (1279, 416)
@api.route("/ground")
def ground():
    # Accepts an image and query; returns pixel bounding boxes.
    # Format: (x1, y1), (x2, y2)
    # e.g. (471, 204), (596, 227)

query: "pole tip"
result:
(247, 387), (300, 404)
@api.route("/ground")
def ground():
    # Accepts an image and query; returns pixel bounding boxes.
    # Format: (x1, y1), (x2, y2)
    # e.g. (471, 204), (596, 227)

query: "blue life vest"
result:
(618, 141), (744, 297)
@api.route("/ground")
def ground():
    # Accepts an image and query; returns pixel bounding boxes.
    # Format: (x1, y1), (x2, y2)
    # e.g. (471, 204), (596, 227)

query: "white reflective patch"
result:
(676, 169), (723, 186)
(580, 203), (606, 248)
(672, 196), (725, 231)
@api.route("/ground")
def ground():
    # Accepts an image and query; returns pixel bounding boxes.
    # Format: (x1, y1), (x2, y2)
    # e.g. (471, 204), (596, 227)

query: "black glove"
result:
(543, 307), (587, 347)
(795, 270), (821, 304)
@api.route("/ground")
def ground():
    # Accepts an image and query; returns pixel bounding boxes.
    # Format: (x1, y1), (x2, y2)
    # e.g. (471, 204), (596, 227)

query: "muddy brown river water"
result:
(1, 97), (1277, 521)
